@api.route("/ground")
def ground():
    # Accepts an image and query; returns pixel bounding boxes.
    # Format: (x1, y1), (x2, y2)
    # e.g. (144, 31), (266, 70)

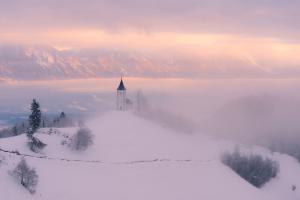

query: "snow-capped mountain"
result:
(0, 45), (186, 80)
(0, 45), (269, 80)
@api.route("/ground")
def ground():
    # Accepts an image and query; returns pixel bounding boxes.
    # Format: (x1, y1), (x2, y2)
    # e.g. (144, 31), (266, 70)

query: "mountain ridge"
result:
(0, 45), (272, 80)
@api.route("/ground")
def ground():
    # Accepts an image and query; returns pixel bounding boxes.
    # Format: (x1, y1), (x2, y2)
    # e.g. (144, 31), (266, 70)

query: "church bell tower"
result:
(117, 77), (126, 111)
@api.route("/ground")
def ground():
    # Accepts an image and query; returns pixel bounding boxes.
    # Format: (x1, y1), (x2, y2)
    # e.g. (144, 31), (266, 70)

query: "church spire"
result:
(117, 77), (126, 91)
(116, 76), (127, 111)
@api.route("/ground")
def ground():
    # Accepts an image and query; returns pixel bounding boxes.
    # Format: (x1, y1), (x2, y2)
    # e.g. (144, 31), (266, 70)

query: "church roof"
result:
(117, 78), (126, 90)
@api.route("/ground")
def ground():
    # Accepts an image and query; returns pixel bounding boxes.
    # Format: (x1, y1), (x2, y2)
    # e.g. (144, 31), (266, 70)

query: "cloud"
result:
(67, 101), (87, 111)
(0, 0), (299, 41)
(0, 0), (300, 78)
(91, 95), (104, 103)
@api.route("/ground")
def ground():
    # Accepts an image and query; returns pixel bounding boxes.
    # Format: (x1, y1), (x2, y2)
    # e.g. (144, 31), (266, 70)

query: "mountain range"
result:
(0, 45), (284, 80)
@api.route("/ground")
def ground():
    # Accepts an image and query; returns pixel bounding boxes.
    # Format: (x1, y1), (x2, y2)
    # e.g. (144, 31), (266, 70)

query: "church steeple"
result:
(116, 77), (127, 111)
(117, 77), (126, 91)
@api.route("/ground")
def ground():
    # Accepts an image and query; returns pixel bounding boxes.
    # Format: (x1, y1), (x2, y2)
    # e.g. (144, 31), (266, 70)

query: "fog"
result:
(1, 78), (300, 147)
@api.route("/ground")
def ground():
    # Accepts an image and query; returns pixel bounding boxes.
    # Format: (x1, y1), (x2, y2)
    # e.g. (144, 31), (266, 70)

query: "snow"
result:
(0, 111), (300, 200)
(262, 153), (300, 199)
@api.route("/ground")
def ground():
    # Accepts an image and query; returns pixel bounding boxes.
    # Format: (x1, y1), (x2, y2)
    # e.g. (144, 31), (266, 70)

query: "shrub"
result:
(27, 136), (47, 153)
(11, 159), (38, 194)
(68, 127), (93, 151)
(221, 149), (279, 188)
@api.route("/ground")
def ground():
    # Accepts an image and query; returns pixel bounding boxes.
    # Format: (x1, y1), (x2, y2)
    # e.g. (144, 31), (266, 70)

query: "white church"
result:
(116, 77), (127, 111)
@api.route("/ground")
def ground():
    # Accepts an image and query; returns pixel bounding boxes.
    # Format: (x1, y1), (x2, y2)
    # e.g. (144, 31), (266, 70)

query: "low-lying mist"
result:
(1, 78), (300, 156)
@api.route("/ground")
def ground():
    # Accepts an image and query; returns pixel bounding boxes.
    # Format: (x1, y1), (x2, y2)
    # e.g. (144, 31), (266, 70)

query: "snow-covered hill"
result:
(0, 111), (300, 200)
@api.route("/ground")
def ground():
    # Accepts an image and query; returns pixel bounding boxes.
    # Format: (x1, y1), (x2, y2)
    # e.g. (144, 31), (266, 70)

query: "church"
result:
(116, 77), (127, 111)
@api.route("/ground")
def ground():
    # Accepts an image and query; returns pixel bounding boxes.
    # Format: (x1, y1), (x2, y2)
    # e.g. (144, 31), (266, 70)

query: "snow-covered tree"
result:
(52, 112), (75, 128)
(27, 99), (47, 152)
(60, 112), (66, 118)
(12, 125), (18, 136)
(27, 136), (46, 153)
(221, 149), (279, 188)
(28, 99), (41, 135)
(69, 127), (94, 151)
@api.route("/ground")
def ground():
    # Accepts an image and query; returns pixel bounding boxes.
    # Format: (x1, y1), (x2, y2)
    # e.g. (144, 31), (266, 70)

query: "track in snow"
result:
(0, 147), (215, 165)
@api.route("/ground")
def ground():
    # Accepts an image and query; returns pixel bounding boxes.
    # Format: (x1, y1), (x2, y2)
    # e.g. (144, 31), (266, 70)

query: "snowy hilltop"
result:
(0, 111), (300, 200)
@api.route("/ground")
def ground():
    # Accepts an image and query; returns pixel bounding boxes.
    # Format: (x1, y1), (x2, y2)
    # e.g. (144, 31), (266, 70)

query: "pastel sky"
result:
(0, 0), (299, 72)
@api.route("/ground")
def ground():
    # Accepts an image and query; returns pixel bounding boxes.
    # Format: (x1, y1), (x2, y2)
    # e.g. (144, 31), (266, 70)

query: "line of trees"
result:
(5, 99), (88, 194)
(221, 148), (279, 188)
(0, 104), (75, 138)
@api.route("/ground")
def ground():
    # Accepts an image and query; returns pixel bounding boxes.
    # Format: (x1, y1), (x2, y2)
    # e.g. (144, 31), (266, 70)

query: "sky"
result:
(1, 0), (300, 144)
(0, 0), (299, 75)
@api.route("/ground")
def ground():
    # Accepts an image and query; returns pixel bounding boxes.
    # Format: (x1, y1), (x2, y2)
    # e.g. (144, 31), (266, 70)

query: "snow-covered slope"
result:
(0, 111), (300, 200)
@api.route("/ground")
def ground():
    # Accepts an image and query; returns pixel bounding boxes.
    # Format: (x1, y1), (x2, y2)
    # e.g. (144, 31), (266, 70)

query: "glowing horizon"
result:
(0, 0), (300, 78)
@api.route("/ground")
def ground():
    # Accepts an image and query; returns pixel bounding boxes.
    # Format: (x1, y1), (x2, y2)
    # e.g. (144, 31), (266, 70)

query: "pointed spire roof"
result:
(117, 77), (126, 91)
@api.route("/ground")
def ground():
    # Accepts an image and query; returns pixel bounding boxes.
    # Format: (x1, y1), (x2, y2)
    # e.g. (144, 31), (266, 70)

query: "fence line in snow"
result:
(0, 147), (215, 165)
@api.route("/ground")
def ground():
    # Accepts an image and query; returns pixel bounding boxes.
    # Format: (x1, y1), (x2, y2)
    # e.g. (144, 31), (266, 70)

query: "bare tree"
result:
(27, 135), (46, 153)
(11, 159), (38, 194)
